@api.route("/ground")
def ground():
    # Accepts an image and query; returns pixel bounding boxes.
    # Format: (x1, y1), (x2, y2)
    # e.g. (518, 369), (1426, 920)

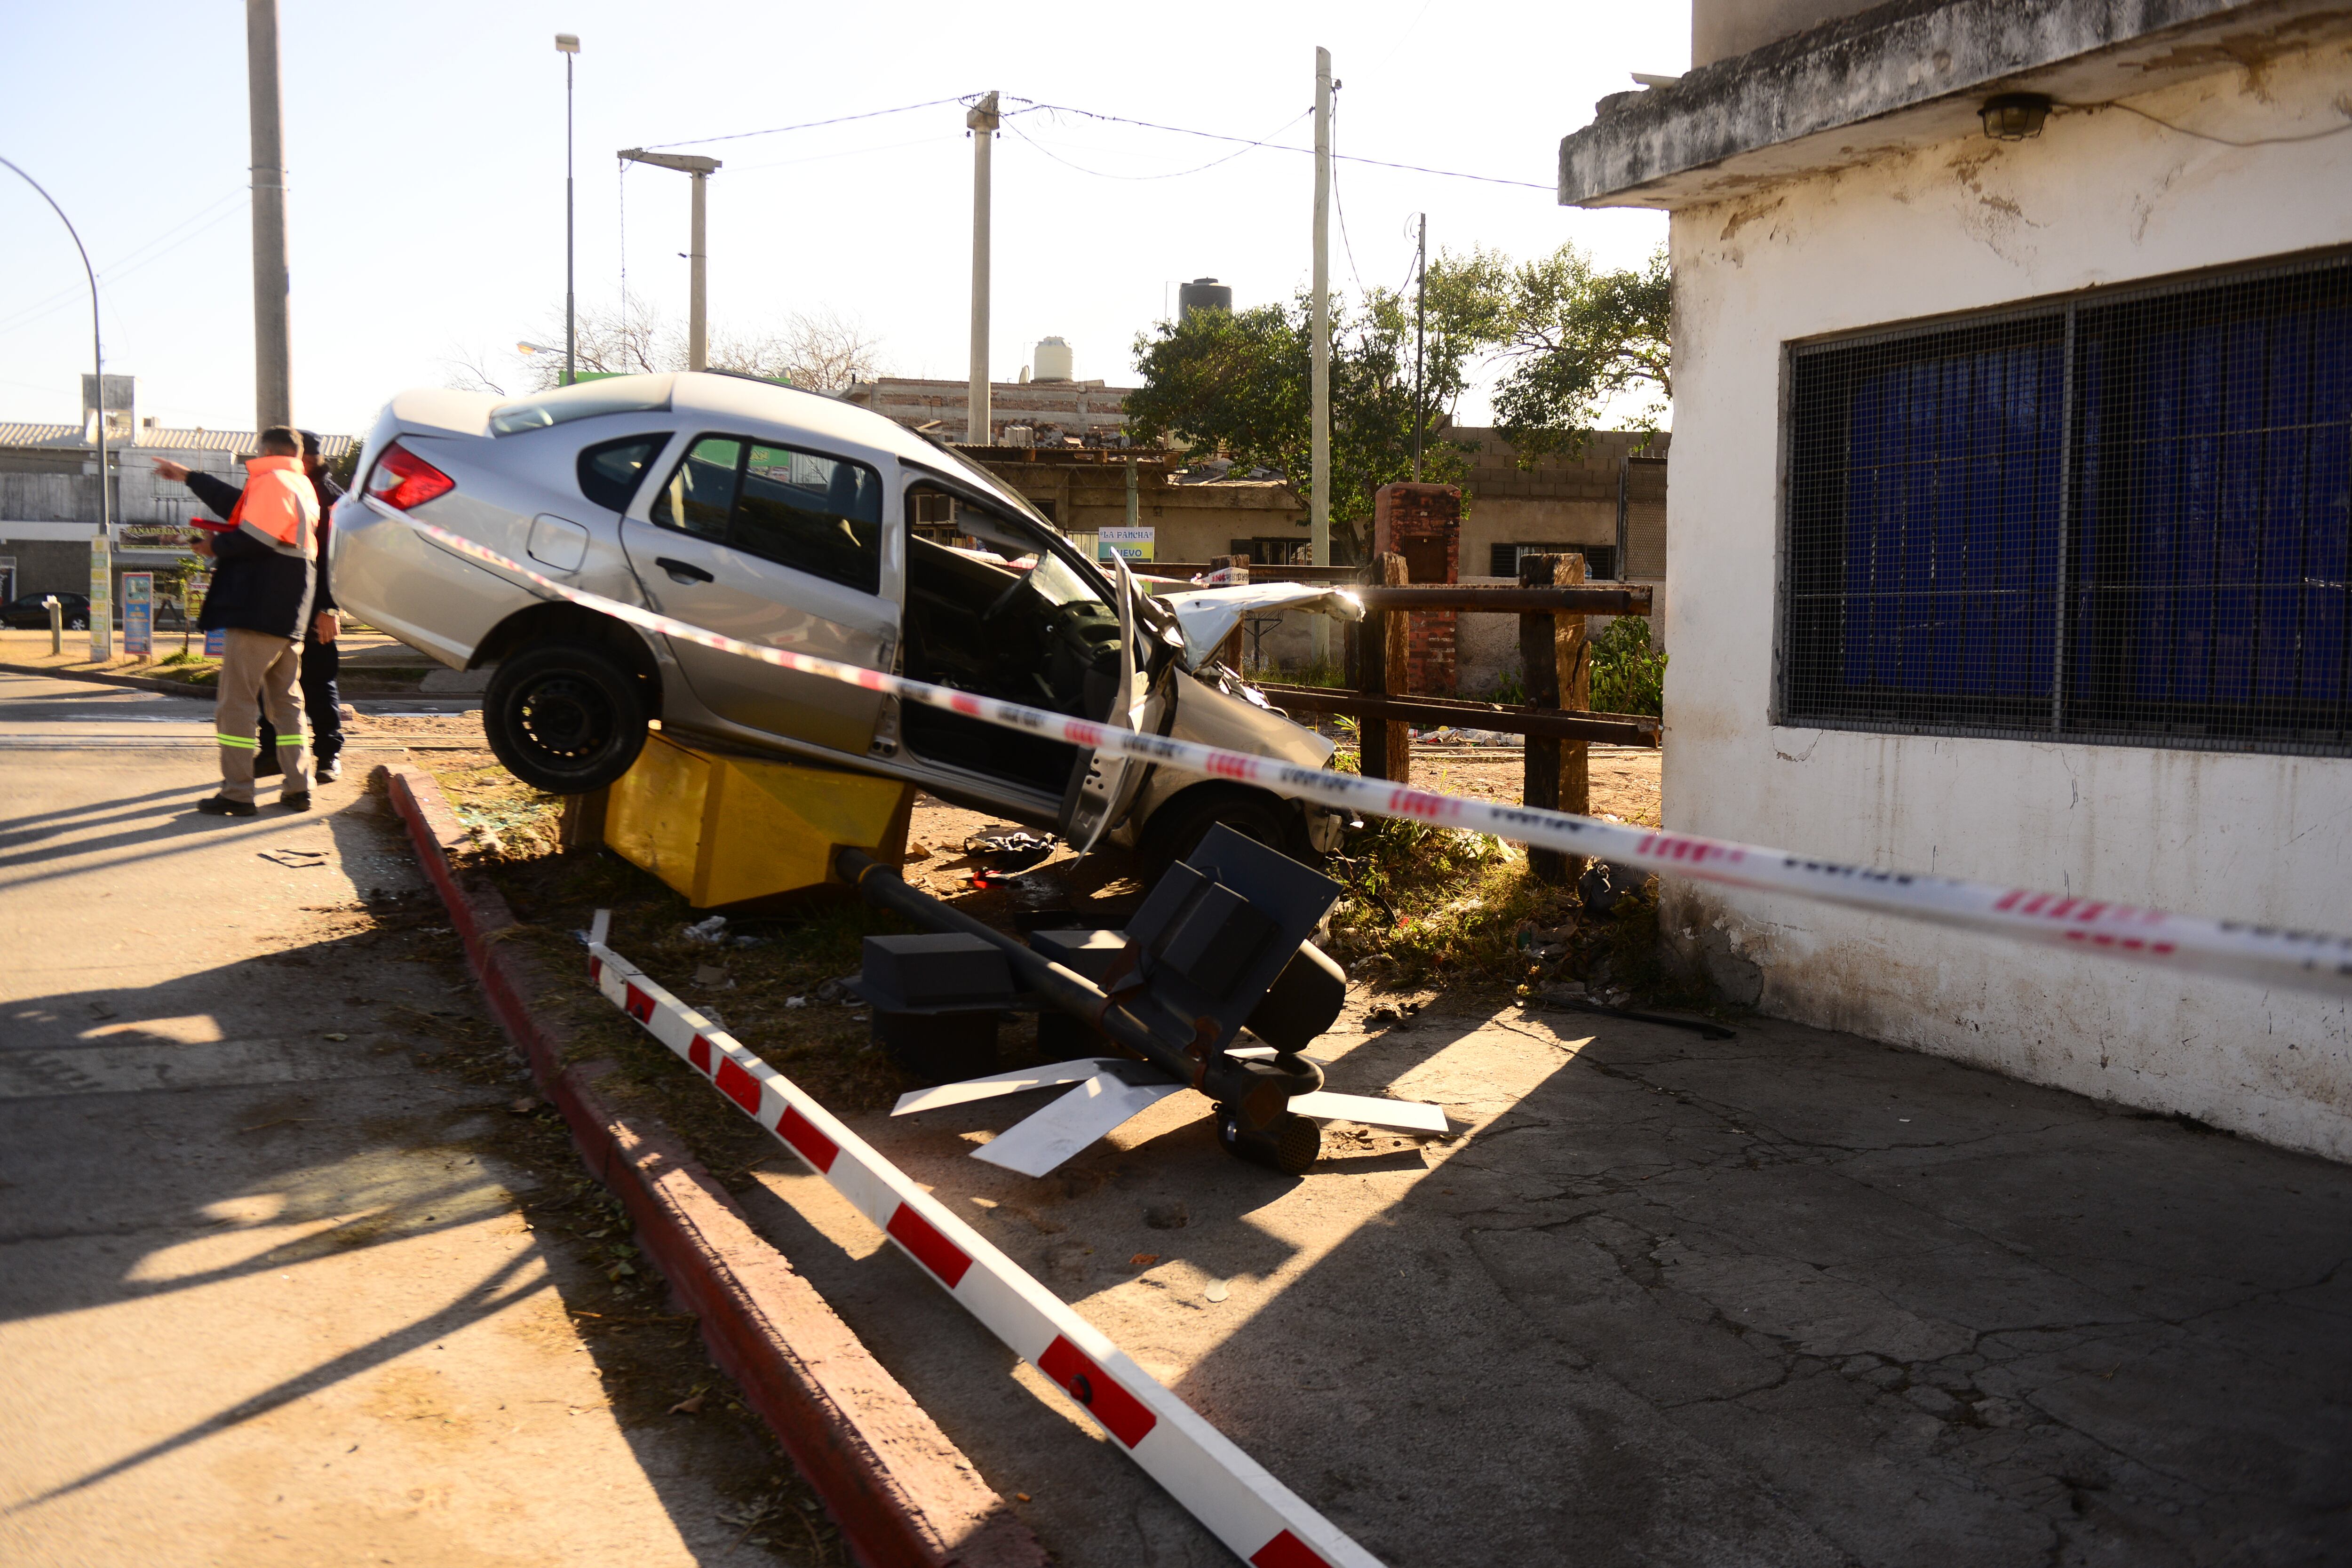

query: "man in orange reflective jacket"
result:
(152, 425), (319, 816)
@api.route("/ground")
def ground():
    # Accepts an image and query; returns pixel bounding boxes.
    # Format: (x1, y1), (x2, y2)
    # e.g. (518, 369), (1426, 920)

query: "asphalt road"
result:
(0, 671), (792, 1565)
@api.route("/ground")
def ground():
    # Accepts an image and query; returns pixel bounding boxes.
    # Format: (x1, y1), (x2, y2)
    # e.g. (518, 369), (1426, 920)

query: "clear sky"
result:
(0, 1), (1685, 438)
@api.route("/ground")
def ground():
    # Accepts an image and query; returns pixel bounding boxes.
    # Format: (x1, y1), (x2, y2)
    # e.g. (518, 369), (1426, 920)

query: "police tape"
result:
(397, 509), (2352, 997)
(585, 920), (1384, 1568)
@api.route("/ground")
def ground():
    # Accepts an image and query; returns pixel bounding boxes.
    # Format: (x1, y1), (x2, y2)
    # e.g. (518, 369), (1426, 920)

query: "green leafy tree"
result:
(1125, 272), (1495, 563)
(1488, 243), (1671, 464)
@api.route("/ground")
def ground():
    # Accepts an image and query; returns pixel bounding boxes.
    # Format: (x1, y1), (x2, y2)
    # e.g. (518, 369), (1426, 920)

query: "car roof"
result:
(667, 373), (950, 471)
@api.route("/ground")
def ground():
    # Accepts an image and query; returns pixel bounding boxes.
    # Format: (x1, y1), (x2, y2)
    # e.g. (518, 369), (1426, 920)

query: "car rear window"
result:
(489, 375), (675, 436)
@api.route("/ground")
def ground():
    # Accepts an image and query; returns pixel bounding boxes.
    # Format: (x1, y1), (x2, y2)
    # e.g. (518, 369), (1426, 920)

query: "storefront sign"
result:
(1098, 526), (1155, 563)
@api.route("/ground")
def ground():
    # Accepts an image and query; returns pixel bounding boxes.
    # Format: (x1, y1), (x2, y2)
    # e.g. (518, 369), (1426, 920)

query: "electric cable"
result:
(1001, 107), (1311, 181)
(636, 94), (982, 150)
(2090, 98), (2352, 147)
(0, 188), (247, 340)
(1002, 96), (1553, 189)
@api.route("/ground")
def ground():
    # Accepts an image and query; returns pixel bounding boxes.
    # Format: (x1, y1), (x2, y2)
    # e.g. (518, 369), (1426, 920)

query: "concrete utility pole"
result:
(1310, 48), (1333, 664)
(616, 149), (720, 370)
(246, 0), (292, 429)
(1412, 212), (1426, 482)
(967, 92), (1000, 444)
(557, 33), (579, 385)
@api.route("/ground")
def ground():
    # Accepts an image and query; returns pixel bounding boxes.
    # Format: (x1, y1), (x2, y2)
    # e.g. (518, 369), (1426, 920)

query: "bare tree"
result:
(450, 303), (887, 395)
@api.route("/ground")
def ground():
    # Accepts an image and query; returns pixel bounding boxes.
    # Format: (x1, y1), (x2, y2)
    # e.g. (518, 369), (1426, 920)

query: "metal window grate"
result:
(1782, 252), (2352, 756)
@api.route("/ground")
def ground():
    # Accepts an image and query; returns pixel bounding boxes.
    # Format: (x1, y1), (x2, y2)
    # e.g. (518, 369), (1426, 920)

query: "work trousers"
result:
(215, 627), (310, 803)
(257, 636), (341, 773)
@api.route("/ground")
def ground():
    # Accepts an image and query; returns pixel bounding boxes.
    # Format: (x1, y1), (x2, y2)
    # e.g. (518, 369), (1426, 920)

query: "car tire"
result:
(1136, 787), (1303, 882)
(483, 641), (648, 794)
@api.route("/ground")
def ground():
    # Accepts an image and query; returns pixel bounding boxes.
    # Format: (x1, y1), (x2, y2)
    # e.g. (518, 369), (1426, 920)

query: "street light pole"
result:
(616, 149), (720, 371)
(556, 33), (579, 386)
(0, 156), (110, 659)
(967, 91), (999, 444)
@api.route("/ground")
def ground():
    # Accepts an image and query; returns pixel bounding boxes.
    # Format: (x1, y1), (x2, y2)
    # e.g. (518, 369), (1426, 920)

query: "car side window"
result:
(578, 434), (669, 513)
(651, 437), (740, 541)
(733, 444), (882, 595)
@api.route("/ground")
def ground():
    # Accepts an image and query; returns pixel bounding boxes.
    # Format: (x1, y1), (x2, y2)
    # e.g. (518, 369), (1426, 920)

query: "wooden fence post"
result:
(1358, 553), (1410, 782)
(1207, 554), (1249, 669)
(1520, 553), (1588, 883)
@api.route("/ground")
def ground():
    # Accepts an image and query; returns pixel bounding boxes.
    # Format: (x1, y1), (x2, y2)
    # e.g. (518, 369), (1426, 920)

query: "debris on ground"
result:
(682, 915), (729, 944)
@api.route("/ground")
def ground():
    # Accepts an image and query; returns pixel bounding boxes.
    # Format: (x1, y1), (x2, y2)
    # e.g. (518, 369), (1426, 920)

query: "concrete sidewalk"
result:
(698, 969), (2352, 1565)
(0, 671), (796, 1565)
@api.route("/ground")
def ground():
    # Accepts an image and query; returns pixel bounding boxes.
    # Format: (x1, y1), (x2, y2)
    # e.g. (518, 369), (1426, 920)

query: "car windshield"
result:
(489, 375), (675, 436)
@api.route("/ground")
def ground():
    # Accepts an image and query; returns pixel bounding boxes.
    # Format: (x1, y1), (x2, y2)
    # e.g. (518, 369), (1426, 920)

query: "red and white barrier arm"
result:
(403, 512), (2352, 997)
(585, 927), (1382, 1568)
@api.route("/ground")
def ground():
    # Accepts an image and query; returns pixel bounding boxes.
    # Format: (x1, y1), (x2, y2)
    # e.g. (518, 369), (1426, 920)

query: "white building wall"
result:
(1661, 42), (2352, 1160)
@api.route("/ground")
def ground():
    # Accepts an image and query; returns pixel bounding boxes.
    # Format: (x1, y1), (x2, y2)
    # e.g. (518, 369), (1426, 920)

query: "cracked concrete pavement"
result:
(710, 988), (2352, 1566)
(0, 671), (799, 1565)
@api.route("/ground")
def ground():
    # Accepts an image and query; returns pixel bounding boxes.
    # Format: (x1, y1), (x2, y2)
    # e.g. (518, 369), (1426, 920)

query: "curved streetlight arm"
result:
(0, 155), (110, 541)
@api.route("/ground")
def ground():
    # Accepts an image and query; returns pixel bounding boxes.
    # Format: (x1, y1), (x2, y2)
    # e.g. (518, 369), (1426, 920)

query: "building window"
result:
(1230, 537), (1311, 565)
(1490, 542), (1616, 580)
(1781, 252), (2352, 755)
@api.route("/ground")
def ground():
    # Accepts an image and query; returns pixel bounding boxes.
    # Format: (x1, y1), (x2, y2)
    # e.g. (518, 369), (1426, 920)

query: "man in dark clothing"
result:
(155, 431), (348, 782)
(152, 427), (318, 814)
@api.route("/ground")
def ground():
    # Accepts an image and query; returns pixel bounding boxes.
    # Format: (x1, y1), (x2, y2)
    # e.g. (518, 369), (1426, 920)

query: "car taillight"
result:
(366, 441), (455, 511)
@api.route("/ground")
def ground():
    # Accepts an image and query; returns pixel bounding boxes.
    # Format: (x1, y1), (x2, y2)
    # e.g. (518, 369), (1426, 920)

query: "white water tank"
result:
(1033, 336), (1073, 382)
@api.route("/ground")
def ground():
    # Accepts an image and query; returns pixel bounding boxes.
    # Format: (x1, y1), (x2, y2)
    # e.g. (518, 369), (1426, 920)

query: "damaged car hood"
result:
(1148, 582), (1364, 670)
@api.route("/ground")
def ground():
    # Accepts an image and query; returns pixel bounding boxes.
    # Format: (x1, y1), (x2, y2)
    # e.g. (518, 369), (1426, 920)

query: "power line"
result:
(637, 94), (983, 150)
(1002, 107), (1311, 181)
(1004, 96), (1553, 190)
(0, 187), (247, 340)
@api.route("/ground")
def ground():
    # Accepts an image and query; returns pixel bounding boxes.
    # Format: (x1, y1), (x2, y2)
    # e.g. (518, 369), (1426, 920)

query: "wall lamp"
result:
(1980, 93), (2053, 141)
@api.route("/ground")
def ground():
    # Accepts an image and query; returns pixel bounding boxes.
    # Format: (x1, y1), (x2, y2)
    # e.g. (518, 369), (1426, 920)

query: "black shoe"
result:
(316, 756), (343, 783)
(196, 795), (258, 818)
(279, 791), (312, 812)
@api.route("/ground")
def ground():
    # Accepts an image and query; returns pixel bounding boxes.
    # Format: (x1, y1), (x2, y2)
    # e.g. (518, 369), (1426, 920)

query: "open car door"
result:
(1058, 555), (1161, 852)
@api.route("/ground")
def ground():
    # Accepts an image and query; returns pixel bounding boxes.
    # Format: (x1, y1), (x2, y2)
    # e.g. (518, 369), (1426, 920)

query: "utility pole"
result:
(617, 149), (720, 370)
(0, 157), (110, 660)
(1412, 212), (1426, 482)
(1310, 48), (1333, 665)
(967, 92), (1000, 444)
(557, 33), (579, 385)
(246, 0), (292, 429)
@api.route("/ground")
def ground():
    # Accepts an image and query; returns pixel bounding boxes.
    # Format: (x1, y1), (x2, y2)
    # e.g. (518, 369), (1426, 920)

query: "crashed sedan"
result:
(333, 371), (1351, 865)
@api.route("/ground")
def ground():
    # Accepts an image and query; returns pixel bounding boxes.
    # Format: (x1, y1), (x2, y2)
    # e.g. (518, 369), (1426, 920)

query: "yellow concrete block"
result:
(604, 731), (913, 911)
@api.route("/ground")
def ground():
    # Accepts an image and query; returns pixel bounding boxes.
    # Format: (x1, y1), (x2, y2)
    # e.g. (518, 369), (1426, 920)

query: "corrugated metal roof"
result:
(0, 423), (358, 456)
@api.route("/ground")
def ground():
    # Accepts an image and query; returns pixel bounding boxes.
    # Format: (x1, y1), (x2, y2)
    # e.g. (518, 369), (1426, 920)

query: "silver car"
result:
(334, 371), (1345, 865)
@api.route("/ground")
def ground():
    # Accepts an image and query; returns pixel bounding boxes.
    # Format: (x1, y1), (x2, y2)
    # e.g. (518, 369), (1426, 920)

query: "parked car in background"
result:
(332, 372), (1346, 866)
(1, 591), (90, 630)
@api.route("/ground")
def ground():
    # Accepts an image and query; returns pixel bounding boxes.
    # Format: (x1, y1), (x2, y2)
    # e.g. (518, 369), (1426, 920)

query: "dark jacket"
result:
(186, 469), (342, 640)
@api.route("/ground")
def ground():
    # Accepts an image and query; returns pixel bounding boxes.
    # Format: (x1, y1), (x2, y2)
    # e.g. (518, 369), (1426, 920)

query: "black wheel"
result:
(1137, 787), (1301, 882)
(483, 641), (647, 793)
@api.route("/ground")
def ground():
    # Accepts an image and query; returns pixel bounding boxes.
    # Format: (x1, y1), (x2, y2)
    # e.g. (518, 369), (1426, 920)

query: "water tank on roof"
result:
(1179, 278), (1233, 321)
(1033, 336), (1073, 382)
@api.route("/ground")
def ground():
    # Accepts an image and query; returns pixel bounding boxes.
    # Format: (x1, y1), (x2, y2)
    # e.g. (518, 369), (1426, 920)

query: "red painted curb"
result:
(377, 764), (1046, 1568)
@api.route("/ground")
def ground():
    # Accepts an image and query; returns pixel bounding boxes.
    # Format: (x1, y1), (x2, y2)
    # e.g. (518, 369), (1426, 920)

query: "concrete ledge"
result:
(1557, 0), (2344, 206)
(377, 763), (1047, 1568)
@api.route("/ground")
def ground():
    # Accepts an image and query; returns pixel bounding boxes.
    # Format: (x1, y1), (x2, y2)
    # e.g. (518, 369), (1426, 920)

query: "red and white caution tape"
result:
(401, 510), (2352, 996)
(585, 923), (1382, 1568)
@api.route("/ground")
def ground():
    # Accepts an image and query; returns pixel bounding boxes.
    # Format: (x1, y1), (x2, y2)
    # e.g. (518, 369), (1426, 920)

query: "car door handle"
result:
(655, 557), (714, 584)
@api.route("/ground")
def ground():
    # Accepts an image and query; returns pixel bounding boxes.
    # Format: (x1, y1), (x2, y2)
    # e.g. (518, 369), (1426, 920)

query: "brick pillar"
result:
(1371, 483), (1462, 696)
